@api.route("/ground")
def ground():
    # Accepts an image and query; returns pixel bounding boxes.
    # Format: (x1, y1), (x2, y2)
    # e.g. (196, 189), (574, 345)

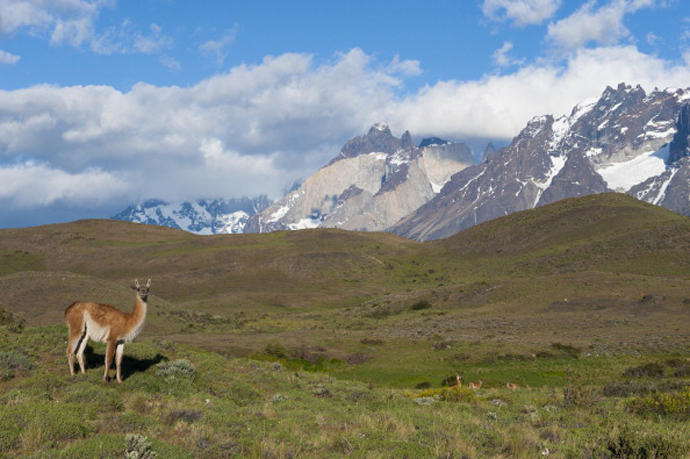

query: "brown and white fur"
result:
(468, 380), (483, 389)
(65, 279), (151, 383)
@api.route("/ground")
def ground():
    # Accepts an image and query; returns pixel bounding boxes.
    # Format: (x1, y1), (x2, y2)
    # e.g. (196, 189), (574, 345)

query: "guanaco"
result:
(65, 279), (151, 383)
(506, 382), (520, 389)
(468, 380), (483, 389)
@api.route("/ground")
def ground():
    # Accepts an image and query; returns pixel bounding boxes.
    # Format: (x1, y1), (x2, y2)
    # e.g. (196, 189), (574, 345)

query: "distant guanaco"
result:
(506, 382), (520, 389)
(455, 375), (462, 388)
(468, 380), (483, 389)
(65, 279), (151, 383)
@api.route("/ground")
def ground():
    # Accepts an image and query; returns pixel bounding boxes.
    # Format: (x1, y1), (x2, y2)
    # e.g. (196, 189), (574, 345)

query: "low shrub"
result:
(623, 362), (664, 378)
(165, 409), (204, 425)
(410, 300), (432, 311)
(0, 349), (34, 380)
(550, 342), (581, 358)
(0, 306), (26, 333)
(561, 385), (601, 408)
(445, 352), (471, 362)
(431, 340), (454, 351)
(606, 423), (688, 458)
(155, 359), (196, 379)
(535, 351), (556, 359)
(263, 343), (290, 359)
(626, 388), (690, 421)
(603, 380), (656, 397)
(407, 386), (477, 403)
(252, 344), (337, 372)
(668, 360), (690, 377)
(602, 380), (690, 397)
(440, 375), (461, 387)
(126, 434), (158, 459)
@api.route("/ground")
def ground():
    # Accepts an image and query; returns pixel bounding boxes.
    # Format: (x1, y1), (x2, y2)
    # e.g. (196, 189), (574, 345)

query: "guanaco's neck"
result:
(128, 295), (148, 327)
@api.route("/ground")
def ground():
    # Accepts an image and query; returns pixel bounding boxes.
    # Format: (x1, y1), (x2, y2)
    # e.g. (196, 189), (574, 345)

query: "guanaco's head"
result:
(133, 279), (151, 302)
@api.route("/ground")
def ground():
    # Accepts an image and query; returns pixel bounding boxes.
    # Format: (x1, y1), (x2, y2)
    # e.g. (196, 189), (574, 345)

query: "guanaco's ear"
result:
(146, 279), (151, 288)
(134, 279), (140, 288)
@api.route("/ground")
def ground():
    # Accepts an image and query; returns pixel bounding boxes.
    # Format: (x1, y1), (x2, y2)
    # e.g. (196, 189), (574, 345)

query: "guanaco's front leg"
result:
(104, 339), (115, 382)
(115, 341), (125, 383)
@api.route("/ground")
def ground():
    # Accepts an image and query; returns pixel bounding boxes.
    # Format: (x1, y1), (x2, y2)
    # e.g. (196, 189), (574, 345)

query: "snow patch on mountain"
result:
(597, 146), (669, 191)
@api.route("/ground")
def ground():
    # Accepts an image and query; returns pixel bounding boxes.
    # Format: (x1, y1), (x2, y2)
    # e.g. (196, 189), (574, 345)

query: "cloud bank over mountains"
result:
(1, 0), (689, 227)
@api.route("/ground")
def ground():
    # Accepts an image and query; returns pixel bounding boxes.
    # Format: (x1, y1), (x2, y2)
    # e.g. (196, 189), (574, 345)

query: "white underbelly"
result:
(84, 313), (111, 343)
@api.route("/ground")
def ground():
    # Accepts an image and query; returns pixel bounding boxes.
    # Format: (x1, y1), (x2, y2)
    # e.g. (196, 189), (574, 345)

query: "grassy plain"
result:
(0, 193), (688, 457)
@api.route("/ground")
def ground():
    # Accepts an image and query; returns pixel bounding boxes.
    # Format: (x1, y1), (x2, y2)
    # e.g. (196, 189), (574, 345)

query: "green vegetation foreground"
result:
(0, 194), (688, 457)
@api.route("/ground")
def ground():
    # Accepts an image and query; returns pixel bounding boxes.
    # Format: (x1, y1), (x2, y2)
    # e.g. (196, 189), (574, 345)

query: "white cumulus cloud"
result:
(388, 45), (690, 141)
(482, 0), (563, 26)
(0, 161), (128, 207)
(0, 49), (418, 210)
(0, 49), (20, 64)
(547, 0), (658, 50)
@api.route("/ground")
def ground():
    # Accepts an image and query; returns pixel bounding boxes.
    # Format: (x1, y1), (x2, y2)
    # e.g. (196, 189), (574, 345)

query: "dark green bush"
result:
(410, 300), (432, 311)
(550, 342), (581, 358)
(603, 380), (657, 397)
(623, 362), (664, 378)
(441, 375), (461, 387)
(263, 343), (290, 359)
(603, 380), (690, 398)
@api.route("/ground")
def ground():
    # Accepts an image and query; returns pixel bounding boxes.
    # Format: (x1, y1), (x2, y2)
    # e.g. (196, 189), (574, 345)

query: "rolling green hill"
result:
(0, 193), (688, 358)
(0, 193), (688, 457)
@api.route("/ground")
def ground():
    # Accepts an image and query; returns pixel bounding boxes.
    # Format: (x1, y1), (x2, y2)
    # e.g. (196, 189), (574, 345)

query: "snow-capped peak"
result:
(373, 122), (389, 131)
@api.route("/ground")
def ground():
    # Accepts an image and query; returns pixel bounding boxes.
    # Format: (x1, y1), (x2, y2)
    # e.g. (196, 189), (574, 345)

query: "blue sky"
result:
(1, 0), (690, 227)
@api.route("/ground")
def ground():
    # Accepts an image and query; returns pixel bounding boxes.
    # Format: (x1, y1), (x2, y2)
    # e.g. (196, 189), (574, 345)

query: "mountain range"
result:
(112, 196), (271, 235)
(113, 83), (690, 240)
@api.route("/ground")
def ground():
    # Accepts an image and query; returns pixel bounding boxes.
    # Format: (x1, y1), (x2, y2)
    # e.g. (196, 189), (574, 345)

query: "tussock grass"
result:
(0, 323), (687, 457)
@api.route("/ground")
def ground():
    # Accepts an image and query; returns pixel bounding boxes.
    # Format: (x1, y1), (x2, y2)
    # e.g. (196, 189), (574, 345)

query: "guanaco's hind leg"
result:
(75, 332), (89, 374)
(66, 319), (87, 375)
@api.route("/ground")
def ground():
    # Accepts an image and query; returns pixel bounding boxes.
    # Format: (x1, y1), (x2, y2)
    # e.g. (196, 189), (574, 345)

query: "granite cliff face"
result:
(392, 84), (690, 240)
(244, 123), (473, 233)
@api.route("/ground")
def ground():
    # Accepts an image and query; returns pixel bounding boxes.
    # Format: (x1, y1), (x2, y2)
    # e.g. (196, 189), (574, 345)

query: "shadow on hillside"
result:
(82, 345), (167, 381)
